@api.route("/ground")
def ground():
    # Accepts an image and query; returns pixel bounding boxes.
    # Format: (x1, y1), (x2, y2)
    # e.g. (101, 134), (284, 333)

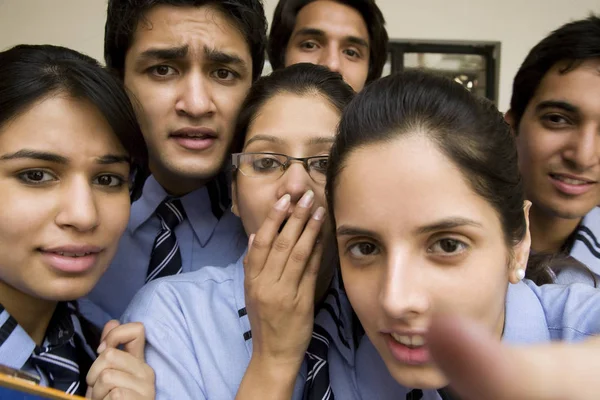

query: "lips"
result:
(390, 333), (426, 348)
(549, 173), (596, 185)
(171, 127), (217, 139)
(385, 332), (431, 365)
(39, 245), (103, 274)
(170, 127), (218, 151)
(549, 173), (597, 196)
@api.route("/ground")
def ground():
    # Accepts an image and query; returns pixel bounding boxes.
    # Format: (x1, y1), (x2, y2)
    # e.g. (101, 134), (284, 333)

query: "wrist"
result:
(236, 356), (302, 400)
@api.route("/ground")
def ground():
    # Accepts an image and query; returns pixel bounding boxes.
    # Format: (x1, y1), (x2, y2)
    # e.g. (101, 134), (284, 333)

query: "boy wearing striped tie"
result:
(80, 0), (269, 328)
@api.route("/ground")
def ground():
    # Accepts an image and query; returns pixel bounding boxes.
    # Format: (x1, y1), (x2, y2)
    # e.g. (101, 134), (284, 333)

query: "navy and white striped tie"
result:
(146, 198), (187, 282)
(28, 303), (91, 396)
(303, 324), (335, 400)
(30, 340), (81, 395)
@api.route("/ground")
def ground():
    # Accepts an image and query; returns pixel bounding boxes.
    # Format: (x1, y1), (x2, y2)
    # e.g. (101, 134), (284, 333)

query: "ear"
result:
(509, 200), (532, 284)
(504, 109), (517, 136)
(231, 182), (240, 217)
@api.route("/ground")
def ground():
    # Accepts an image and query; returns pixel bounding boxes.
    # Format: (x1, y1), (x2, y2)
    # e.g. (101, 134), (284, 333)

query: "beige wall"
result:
(0, 0), (597, 111)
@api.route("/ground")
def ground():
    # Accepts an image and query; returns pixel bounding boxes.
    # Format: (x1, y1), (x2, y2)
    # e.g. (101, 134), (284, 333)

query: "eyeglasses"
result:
(231, 152), (329, 183)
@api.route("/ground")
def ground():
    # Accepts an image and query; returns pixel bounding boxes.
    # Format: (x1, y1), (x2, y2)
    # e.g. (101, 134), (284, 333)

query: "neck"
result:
(150, 164), (211, 197)
(0, 281), (57, 345)
(529, 204), (581, 254)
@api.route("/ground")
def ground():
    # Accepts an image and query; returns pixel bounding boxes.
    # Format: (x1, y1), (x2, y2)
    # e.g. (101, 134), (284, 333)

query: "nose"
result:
(175, 70), (216, 119)
(55, 177), (99, 232)
(320, 46), (341, 74)
(276, 162), (316, 205)
(379, 252), (430, 320)
(563, 124), (600, 171)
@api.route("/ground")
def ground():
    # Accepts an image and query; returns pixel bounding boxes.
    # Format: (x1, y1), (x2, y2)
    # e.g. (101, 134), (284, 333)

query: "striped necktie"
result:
(146, 198), (187, 282)
(303, 324), (335, 400)
(28, 303), (89, 396)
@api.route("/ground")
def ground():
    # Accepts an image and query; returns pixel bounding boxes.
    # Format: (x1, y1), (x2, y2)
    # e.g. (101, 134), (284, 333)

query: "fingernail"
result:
(299, 190), (314, 208)
(313, 207), (326, 221)
(248, 233), (255, 248)
(275, 194), (291, 210)
(97, 341), (106, 354)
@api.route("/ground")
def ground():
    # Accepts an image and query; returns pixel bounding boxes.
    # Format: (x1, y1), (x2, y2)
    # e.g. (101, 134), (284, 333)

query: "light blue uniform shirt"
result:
(80, 174), (247, 327)
(122, 253), (600, 399)
(556, 207), (600, 286)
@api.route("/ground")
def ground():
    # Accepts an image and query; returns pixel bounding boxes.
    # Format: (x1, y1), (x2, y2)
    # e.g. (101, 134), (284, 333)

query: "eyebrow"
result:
(293, 27), (369, 49)
(139, 45), (189, 61)
(0, 149), (130, 165)
(204, 46), (247, 68)
(336, 225), (381, 239)
(415, 217), (483, 235)
(245, 135), (335, 148)
(336, 217), (483, 237)
(535, 100), (579, 114)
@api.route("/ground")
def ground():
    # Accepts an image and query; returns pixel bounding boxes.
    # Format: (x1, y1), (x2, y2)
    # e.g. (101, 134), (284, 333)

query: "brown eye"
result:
(18, 170), (55, 184)
(429, 238), (468, 256)
(27, 171), (45, 181)
(94, 175), (124, 187)
(214, 69), (235, 81)
(439, 239), (459, 253)
(349, 242), (379, 257)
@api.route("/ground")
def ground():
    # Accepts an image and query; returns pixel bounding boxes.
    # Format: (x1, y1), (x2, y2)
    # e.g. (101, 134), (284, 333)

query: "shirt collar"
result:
(0, 302), (92, 371)
(128, 172), (232, 245)
(569, 206), (600, 277)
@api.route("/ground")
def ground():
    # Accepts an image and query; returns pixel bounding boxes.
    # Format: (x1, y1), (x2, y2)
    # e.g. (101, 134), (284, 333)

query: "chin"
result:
(38, 277), (99, 302)
(387, 361), (448, 390)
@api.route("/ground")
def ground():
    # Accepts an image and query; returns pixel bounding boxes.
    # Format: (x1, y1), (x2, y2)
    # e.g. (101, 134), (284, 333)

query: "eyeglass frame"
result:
(231, 152), (329, 182)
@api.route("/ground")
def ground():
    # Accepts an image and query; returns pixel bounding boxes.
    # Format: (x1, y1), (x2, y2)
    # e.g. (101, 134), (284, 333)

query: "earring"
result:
(515, 268), (526, 281)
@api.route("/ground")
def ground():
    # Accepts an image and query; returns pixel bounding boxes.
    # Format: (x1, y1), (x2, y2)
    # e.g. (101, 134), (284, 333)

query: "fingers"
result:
(244, 194), (291, 280)
(86, 366), (154, 400)
(100, 320), (121, 344)
(427, 314), (600, 400)
(298, 236), (324, 296)
(269, 190), (324, 281)
(97, 322), (146, 361)
(87, 322), (155, 400)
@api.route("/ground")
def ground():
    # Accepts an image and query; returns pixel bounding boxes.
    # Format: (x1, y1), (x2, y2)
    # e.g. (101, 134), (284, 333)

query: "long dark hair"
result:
(0, 44), (148, 201)
(326, 70), (551, 283)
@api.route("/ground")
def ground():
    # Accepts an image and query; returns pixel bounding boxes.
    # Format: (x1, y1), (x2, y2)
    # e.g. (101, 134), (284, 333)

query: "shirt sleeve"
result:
(525, 280), (600, 340)
(121, 284), (208, 400)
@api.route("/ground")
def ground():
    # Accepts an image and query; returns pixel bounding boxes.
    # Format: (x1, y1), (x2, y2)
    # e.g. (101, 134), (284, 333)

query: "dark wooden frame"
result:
(387, 39), (501, 104)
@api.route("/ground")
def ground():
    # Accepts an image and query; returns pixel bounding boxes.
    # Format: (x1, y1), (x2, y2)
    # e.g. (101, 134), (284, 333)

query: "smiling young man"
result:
(505, 15), (600, 285)
(268, 0), (388, 92)
(79, 0), (268, 327)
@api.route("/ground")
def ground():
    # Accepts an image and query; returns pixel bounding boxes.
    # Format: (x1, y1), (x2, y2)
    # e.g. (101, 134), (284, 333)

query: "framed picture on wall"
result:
(384, 39), (501, 105)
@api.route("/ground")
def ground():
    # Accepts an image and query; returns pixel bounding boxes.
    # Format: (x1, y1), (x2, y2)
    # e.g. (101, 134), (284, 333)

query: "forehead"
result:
(294, 0), (369, 41)
(529, 58), (600, 116)
(245, 93), (340, 146)
(0, 96), (124, 155)
(127, 4), (251, 62)
(334, 135), (500, 231)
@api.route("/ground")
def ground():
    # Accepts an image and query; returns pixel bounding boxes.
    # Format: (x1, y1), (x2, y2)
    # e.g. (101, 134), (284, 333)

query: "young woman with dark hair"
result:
(0, 44), (154, 399)
(242, 70), (600, 399)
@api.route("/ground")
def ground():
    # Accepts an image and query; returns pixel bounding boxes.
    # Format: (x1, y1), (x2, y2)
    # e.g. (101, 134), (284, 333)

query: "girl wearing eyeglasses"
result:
(122, 63), (354, 399)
